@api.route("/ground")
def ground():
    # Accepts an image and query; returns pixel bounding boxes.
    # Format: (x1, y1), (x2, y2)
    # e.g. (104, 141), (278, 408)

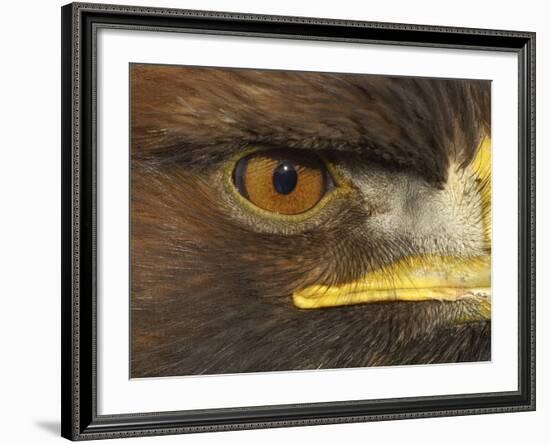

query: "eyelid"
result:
(232, 155), (249, 198)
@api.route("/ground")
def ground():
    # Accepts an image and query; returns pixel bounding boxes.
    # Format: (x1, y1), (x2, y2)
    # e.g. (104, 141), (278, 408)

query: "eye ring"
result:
(227, 149), (340, 219)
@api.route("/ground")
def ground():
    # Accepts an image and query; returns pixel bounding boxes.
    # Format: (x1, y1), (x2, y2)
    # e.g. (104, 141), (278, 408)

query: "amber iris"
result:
(233, 150), (331, 215)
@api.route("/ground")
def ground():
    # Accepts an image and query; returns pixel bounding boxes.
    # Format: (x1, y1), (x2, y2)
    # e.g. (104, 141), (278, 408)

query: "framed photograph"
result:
(61, 2), (536, 440)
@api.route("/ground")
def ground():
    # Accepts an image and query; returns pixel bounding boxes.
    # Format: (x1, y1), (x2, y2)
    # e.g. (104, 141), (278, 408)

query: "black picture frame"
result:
(61, 2), (536, 440)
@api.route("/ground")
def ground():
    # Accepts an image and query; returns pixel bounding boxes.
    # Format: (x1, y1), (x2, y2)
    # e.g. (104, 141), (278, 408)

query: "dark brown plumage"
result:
(130, 64), (491, 378)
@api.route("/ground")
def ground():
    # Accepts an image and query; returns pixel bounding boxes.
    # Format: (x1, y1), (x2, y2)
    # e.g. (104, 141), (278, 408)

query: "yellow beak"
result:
(292, 138), (492, 316)
(293, 254), (490, 309)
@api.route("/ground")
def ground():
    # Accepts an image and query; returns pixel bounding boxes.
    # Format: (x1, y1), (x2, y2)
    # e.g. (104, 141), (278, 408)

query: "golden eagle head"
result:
(130, 65), (491, 377)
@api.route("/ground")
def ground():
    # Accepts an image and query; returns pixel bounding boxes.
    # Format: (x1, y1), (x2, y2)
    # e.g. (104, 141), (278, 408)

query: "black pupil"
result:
(272, 161), (298, 195)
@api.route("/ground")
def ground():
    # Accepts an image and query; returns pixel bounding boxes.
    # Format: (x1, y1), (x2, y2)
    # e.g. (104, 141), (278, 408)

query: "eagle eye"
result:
(232, 150), (334, 216)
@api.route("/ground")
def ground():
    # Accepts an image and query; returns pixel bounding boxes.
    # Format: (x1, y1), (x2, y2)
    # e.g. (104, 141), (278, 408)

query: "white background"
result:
(98, 29), (518, 415)
(0, 0), (546, 443)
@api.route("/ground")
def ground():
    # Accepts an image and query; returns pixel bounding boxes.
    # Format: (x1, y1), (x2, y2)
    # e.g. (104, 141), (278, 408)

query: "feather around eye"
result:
(232, 150), (333, 215)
